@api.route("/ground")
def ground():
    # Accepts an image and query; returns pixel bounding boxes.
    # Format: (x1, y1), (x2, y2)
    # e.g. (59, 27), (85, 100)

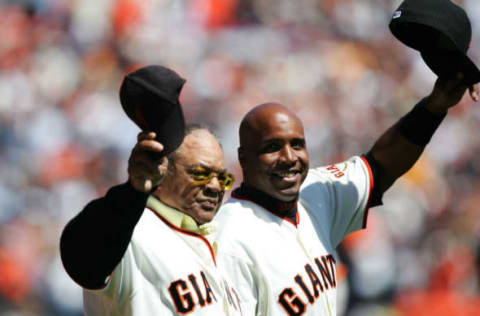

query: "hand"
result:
(425, 72), (479, 115)
(128, 132), (169, 193)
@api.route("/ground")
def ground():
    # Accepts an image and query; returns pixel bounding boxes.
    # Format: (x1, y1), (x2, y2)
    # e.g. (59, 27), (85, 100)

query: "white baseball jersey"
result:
(83, 196), (243, 316)
(215, 156), (373, 316)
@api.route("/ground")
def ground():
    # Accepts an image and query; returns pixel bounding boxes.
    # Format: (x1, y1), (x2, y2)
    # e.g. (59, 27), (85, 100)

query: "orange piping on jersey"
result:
(336, 262), (348, 284)
(102, 271), (115, 289)
(231, 194), (298, 228)
(359, 156), (374, 228)
(146, 207), (217, 265)
(283, 214), (297, 227)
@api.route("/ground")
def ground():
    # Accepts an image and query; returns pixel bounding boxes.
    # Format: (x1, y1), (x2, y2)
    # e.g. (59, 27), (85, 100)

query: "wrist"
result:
(397, 98), (447, 146)
(423, 96), (449, 116)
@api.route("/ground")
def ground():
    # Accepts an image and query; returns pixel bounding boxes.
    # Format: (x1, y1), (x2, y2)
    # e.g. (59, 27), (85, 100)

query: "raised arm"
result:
(367, 73), (479, 196)
(60, 132), (167, 289)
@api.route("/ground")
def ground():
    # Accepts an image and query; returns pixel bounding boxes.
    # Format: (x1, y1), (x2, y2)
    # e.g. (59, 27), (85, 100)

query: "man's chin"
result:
(194, 213), (215, 225)
(269, 174), (305, 199)
(189, 206), (218, 225)
(272, 186), (300, 202)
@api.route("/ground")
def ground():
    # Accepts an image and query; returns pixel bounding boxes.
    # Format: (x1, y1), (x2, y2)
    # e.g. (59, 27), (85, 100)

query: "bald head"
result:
(238, 102), (309, 201)
(239, 103), (304, 149)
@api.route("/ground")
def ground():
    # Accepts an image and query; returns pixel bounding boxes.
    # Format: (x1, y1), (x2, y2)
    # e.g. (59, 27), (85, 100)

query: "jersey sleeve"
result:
(60, 182), (148, 291)
(301, 156), (373, 248)
(83, 239), (148, 316)
(85, 238), (135, 302)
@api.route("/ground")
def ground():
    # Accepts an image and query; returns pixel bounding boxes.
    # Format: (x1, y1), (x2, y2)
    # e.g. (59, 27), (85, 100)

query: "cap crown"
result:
(390, 0), (471, 53)
(119, 65), (186, 154)
(389, 0), (480, 85)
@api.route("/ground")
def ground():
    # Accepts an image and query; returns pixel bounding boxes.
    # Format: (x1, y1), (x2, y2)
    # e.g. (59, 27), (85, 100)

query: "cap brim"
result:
(390, 21), (480, 85)
(421, 50), (480, 86)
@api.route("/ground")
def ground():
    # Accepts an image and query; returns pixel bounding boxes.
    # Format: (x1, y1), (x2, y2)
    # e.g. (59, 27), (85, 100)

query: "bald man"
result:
(214, 74), (479, 316)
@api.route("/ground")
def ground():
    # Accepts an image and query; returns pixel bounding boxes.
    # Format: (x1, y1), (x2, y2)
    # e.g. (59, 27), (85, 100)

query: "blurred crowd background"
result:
(1, 0), (480, 315)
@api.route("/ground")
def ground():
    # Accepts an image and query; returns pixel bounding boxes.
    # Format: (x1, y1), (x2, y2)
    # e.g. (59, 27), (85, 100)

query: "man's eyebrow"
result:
(292, 137), (305, 142)
(261, 137), (304, 143)
(193, 163), (227, 173)
(261, 138), (283, 143)
(189, 163), (209, 170)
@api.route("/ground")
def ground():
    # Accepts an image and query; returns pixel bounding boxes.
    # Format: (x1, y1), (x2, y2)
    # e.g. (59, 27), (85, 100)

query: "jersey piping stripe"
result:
(230, 194), (299, 228)
(146, 207), (217, 265)
(359, 156), (374, 228)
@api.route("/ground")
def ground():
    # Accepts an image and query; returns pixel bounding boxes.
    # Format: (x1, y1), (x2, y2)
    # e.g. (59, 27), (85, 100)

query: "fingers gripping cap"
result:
(120, 65), (186, 155)
(389, 0), (480, 85)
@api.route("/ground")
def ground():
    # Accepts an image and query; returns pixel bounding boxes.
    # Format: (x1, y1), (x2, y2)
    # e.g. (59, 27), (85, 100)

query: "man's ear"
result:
(238, 147), (246, 168)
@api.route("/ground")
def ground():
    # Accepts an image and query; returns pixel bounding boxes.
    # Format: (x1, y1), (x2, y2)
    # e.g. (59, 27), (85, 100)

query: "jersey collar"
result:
(146, 195), (216, 236)
(232, 183), (298, 225)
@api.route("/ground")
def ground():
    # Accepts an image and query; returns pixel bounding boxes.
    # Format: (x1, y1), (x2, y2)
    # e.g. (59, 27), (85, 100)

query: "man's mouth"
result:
(198, 199), (217, 210)
(271, 169), (302, 182)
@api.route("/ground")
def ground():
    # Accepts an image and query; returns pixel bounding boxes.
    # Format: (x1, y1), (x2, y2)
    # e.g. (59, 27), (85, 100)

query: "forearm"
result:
(367, 73), (476, 196)
(367, 99), (446, 194)
(60, 182), (149, 289)
(367, 123), (424, 193)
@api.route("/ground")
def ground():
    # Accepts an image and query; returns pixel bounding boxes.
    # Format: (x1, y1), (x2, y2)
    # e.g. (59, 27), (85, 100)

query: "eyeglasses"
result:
(174, 163), (235, 191)
(189, 166), (235, 191)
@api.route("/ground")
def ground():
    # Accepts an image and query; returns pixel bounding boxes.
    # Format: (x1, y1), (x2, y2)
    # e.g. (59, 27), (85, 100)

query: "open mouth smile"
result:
(271, 169), (302, 182)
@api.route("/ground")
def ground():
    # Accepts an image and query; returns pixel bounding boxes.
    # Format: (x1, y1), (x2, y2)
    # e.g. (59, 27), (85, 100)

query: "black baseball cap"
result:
(389, 0), (480, 86)
(120, 65), (186, 155)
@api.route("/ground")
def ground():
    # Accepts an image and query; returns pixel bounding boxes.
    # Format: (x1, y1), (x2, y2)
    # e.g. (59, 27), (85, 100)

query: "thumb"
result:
(143, 179), (153, 192)
(468, 83), (479, 102)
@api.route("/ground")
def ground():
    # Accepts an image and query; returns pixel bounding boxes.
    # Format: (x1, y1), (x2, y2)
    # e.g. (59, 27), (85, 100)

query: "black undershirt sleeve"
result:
(362, 153), (384, 208)
(60, 181), (149, 290)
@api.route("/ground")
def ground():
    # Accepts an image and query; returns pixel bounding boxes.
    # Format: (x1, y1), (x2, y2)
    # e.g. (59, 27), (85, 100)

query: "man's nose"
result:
(205, 175), (222, 193)
(280, 145), (297, 163)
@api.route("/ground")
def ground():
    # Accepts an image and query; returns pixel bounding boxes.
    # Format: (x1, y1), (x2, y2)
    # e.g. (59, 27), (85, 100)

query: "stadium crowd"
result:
(1, 0), (480, 315)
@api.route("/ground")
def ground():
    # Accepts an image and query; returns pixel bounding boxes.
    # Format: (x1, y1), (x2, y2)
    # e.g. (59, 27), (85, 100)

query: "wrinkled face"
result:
(240, 109), (309, 201)
(157, 130), (227, 224)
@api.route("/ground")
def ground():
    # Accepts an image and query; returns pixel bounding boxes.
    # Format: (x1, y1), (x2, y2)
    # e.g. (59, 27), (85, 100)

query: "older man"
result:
(214, 74), (479, 315)
(60, 125), (242, 315)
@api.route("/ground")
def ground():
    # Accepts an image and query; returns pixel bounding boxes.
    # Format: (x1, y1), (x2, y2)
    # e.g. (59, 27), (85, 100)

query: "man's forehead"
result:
(252, 111), (304, 137)
(177, 131), (225, 168)
(240, 103), (305, 147)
